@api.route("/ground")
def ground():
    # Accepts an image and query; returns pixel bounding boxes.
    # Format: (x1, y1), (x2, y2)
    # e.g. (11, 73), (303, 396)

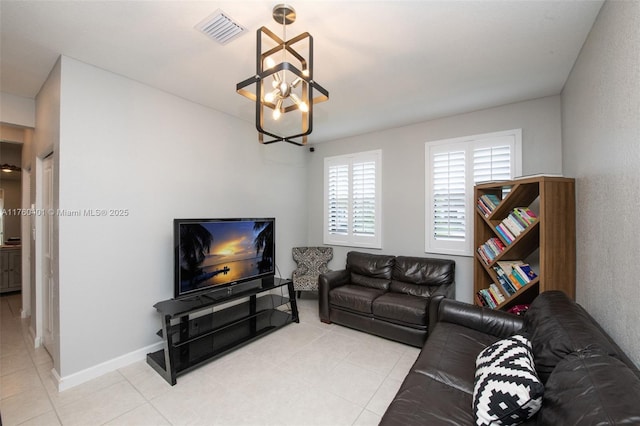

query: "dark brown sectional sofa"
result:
(380, 291), (640, 425)
(319, 251), (455, 347)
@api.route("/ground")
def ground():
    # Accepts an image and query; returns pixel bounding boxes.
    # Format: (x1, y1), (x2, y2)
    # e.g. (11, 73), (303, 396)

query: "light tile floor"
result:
(0, 293), (419, 426)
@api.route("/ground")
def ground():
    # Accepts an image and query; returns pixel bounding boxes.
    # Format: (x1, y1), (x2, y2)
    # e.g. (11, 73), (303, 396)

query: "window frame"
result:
(425, 129), (522, 256)
(324, 149), (382, 249)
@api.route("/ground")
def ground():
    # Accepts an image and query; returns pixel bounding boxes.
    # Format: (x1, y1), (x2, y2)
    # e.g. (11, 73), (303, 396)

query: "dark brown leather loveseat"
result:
(381, 291), (640, 425)
(319, 251), (455, 347)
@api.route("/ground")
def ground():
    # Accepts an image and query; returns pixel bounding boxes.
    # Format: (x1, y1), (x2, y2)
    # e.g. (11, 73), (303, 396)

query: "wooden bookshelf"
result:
(473, 176), (576, 310)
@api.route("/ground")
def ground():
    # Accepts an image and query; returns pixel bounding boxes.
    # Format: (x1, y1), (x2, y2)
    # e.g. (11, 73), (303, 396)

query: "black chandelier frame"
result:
(236, 25), (329, 145)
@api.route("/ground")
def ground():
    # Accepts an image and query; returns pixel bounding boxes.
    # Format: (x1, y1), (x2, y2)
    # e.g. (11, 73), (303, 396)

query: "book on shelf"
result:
(496, 209), (537, 243)
(476, 285), (506, 309)
(513, 264), (538, 283)
(477, 237), (505, 265)
(489, 283), (506, 304)
(477, 289), (497, 308)
(493, 266), (517, 295)
(513, 207), (537, 225)
(475, 292), (488, 307)
(477, 200), (491, 216)
(494, 260), (538, 290)
(495, 223), (515, 243)
(495, 260), (525, 289)
(510, 271), (528, 287)
(477, 194), (501, 216)
(502, 215), (524, 236)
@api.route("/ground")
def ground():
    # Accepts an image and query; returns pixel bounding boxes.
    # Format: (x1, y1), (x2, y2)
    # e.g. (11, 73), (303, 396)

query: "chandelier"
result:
(236, 4), (329, 145)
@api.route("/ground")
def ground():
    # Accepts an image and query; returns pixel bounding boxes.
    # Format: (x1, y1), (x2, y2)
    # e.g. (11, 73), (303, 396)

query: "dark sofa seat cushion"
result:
(328, 285), (386, 314)
(522, 291), (623, 383)
(411, 322), (501, 395)
(538, 348), (640, 425)
(379, 376), (475, 426)
(372, 292), (429, 327)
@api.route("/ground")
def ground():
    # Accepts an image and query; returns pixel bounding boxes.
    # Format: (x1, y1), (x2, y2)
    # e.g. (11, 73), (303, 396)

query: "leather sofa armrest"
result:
(431, 282), (455, 299)
(319, 269), (350, 323)
(429, 298), (524, 339)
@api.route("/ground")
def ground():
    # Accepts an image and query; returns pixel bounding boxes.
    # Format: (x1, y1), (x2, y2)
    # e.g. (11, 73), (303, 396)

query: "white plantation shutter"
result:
(426, 130), (521, 255)
(327, 164), (349, 235)
(432, 151), (466, 241)
(324, 150), (382, 248)
(473, 142), (512, 183)
(352, 160), (376, 236)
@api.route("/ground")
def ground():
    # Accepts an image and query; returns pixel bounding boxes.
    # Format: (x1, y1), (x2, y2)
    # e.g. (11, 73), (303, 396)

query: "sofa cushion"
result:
(413, 321), (501, 395)
(390, 256), (455, 296)
(328, 285), (386, 314)
(473, 334), (543, 426)
(351, 273), (391, 291)
(372, 292), (429, 326)
(347, 252), (394, 276)
(380, 375), (475, 426)
(538, 348), (640, 425)
(523, 291), (621, 383)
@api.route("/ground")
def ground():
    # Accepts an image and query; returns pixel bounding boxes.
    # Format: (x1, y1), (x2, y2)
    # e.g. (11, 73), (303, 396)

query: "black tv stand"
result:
(146, 277), (298, 385)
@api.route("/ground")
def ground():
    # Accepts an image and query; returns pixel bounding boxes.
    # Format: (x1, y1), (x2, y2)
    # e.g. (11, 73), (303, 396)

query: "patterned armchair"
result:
(292, 247), (333, 297)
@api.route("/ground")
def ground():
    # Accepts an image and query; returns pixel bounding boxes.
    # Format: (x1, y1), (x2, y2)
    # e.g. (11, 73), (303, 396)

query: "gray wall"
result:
(32, 58), (62, 372)
(562, 0), (640, 367)
(306, 95), (563, 302)
(45, 56), (309, 381)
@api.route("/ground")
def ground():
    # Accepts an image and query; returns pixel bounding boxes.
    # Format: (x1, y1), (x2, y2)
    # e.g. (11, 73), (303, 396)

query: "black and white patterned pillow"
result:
(473, 334), (543, 426)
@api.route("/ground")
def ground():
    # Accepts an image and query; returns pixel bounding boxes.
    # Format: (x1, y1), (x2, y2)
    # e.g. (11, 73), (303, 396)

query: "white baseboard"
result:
(29, 326), (42, 348)
(54, 341), (164, 391)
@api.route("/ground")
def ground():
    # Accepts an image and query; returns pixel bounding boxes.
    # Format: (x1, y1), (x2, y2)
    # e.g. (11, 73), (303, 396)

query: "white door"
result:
(42, 155), (55, 354)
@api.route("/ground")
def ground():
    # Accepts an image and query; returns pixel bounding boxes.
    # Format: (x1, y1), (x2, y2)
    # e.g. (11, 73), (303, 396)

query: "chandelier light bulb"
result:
(290, 93), (308, 112)
(265, 57), (276, 69)
(273, 98), (283, 120)
(264, 89), (278, 103)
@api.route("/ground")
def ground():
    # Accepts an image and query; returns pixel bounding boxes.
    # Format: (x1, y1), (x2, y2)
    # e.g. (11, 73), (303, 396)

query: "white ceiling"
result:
(0, 1), (603, 144)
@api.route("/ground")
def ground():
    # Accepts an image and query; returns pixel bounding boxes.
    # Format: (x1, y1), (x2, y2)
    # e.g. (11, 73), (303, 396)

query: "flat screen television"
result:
(174, 218), (275, 299)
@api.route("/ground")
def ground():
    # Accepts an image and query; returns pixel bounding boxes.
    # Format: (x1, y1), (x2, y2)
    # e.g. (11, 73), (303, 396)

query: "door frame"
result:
(40, 153), (54, 354)
(33, 152), (56, 356)
(21, 168), (31, 319)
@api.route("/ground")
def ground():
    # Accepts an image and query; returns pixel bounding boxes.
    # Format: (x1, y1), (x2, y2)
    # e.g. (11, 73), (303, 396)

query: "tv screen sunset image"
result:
(178, 220), (274, 295)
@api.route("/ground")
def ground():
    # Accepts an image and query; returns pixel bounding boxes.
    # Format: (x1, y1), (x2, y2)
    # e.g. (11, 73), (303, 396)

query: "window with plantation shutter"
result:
(324, 150), (382, 248)
(426, 130), (521, 256)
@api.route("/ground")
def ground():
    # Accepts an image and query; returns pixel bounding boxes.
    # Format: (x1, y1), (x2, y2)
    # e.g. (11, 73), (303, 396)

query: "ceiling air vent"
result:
(195, 10), (247, 45)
